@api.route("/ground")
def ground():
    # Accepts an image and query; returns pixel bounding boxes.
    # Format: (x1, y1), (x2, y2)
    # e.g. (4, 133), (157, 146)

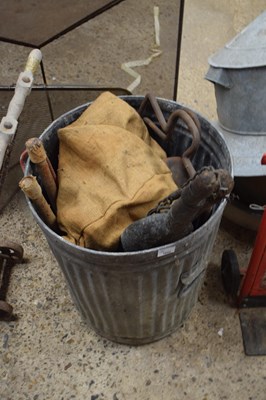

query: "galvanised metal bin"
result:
(24, 96), (232, 345)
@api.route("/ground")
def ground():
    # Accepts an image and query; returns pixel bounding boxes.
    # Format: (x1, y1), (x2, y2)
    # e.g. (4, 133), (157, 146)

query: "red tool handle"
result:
(20, 149), (28, 173)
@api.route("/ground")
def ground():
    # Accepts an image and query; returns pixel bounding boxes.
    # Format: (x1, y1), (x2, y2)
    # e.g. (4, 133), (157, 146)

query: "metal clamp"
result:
(0, 241), (24, 321)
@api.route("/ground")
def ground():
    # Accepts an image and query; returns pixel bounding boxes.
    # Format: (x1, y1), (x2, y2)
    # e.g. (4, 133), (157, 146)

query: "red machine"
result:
(238, 203), (266, 306)
(221, 153), (266, 355)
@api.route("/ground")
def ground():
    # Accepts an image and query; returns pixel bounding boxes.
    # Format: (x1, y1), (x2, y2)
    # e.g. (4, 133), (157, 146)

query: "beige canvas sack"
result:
(56, 92), (177, 251)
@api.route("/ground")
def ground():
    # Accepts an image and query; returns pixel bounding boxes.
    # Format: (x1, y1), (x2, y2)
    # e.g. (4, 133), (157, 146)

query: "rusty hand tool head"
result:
(206, 168), (235, 203)
(121, 167), (234, 251)
(138, 93), (201, 186)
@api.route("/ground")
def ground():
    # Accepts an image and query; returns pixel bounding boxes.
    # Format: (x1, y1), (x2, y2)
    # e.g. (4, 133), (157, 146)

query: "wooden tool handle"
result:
(25, 138), (57, 210)
(19, 175), (57, 230)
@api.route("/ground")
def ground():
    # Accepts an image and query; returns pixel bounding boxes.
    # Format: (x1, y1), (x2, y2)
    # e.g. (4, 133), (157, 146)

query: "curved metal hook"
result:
(138, 93), (201, 161)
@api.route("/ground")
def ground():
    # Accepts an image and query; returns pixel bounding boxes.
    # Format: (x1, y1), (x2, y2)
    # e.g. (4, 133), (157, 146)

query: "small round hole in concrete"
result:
(4, 122), (13, 129)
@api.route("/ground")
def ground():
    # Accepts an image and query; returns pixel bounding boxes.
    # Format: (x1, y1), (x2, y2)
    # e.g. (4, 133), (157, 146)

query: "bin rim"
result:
(25, 194), (227, 258)
(24, 94), (232, 258)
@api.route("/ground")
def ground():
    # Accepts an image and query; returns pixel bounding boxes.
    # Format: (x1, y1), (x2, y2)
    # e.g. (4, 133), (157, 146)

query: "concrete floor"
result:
(1, 0), (266, 399)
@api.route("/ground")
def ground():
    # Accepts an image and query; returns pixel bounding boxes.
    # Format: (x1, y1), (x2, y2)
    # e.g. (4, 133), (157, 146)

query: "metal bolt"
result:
(3, 121), (13, 130)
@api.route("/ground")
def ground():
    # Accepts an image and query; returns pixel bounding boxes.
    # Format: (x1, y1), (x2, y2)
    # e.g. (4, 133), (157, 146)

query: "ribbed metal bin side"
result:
(24, 95), (232, 345)
(29, 196), (223, 345)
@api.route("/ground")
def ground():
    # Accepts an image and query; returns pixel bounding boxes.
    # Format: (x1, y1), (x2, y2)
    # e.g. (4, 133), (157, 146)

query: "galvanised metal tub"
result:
(24, 96), (232, 345)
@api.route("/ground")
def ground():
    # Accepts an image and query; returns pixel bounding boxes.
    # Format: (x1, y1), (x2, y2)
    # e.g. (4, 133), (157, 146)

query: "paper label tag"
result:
(157, 245), (176, 258)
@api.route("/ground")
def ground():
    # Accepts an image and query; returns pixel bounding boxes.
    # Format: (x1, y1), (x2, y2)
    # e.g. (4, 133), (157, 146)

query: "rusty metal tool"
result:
(138, 92), (201, 140)
(138, 93), (201, 186)
(121, 167), (234, 251)
(0, 241), (24, 321)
